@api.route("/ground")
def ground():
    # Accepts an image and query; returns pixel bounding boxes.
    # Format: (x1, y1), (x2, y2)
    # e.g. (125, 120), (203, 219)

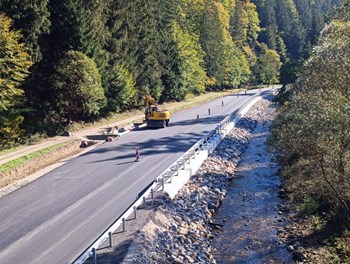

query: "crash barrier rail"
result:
(73, 95), (262, 264)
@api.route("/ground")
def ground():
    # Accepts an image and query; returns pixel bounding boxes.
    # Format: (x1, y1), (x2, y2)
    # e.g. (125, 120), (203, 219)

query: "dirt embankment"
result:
(0, 139), (85, 191)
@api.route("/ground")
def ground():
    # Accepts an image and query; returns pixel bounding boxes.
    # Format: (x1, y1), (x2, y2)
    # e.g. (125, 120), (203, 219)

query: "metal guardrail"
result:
(73, 96), (260, 264)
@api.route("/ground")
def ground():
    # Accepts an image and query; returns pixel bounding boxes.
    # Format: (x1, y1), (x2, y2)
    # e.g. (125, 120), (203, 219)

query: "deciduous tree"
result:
(271, 21), (350, 220)
(51, 50), (106, 126)
(0, 14), (32, 147)
(258, 44), (281, 85)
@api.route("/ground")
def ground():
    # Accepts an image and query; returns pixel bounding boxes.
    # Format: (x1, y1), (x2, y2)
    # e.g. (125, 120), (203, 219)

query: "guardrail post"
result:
(143, 197), (147, 208)
(162, 175), (165, 191)
(92, 248), (97, 264)
(169, 173), (172, 183)
(151, 189), (154, 200)
(133, 206), (137, 219)
(108, 232), (113, 247)
(122, 218), (126, 232)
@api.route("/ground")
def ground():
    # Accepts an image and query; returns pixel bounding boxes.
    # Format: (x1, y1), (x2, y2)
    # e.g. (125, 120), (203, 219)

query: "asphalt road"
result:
(0, 89), (271, 264)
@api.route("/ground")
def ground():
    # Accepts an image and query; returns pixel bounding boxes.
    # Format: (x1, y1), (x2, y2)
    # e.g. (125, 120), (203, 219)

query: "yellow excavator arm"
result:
(145, 95), (156, 107)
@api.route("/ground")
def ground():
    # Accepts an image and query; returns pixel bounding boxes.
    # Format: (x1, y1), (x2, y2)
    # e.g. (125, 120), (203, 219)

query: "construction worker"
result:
(135, 147), (140, 162)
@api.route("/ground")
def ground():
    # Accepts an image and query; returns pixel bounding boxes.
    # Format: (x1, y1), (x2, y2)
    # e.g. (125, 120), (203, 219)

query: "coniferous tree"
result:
(275, 0), (306, 59)
(48, 0), (109, 70)
(105, 64), (137, 113)
(107, 0), (165, 104)
(0, 0), (50, 62)
(159, 0), (206, 101)
(162, 21), (206, 101)
(230, 0), (248, 44)
(180, 0), (205, 35)
(200, 0), (227, 87)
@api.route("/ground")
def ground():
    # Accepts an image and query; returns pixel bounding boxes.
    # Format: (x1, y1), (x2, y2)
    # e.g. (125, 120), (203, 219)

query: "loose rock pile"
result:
(126, 99), (271, 264)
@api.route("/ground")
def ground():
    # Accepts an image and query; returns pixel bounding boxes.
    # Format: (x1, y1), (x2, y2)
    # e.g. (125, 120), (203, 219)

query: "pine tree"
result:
(200, 0), (227, 87)
(161, 21), (206, 101)
(230, 0), (249, 44)
(48, 0), (109, 68)
(105, 64), (137, 113)
(0, 0), (50, 62)
(107, 0), (165, 104)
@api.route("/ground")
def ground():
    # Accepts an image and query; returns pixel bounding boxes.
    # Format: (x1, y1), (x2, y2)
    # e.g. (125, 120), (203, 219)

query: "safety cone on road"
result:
(135, 147), (140, 162)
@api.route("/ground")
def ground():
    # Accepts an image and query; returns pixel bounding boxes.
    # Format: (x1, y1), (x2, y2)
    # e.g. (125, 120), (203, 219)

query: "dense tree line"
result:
(0, 0), (338, 147)
(271, 1), (350, 258)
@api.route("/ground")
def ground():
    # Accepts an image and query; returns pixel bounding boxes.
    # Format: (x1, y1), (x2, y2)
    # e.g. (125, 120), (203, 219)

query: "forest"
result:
(270, 1), (350, 261)
(0, 0), (340, 148)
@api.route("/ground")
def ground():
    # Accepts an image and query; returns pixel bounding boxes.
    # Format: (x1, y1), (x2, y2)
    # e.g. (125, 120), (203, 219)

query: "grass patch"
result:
(295, 196), (320, 216)
(0, 142), (71, 174)
(327, 230), (350, 263)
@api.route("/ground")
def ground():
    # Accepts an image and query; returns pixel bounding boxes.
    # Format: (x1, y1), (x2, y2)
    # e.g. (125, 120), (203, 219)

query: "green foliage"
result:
(105, 64), (137, 112)
(0, 0), (50, 62)
(245, 2), (261, 44)
(229, 0), (260, 84)
(0, 14), (33, 147)
(48, 0), (109, 76)
(0, 142), (68, 173)
(257, 45), (282, 85)
(51, 50), (106, 126)
(271, 21), (350, 221)
(328, 230), (350, 263)
(200, 0), (227, 86)
(200, 0), (250, 89)
(338, 0), (350, 21)
(173, 21), (206, 95)
(280, 59), (303, 84)
(180, 0), (205, 35)
(230, 0), (249, 44)
(295, 196), (320, 215)
(107, 0), (167, 103)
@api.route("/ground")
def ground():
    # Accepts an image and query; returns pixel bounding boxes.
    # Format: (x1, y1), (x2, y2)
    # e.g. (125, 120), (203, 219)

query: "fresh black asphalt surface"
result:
(0, 89), (270, 263)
